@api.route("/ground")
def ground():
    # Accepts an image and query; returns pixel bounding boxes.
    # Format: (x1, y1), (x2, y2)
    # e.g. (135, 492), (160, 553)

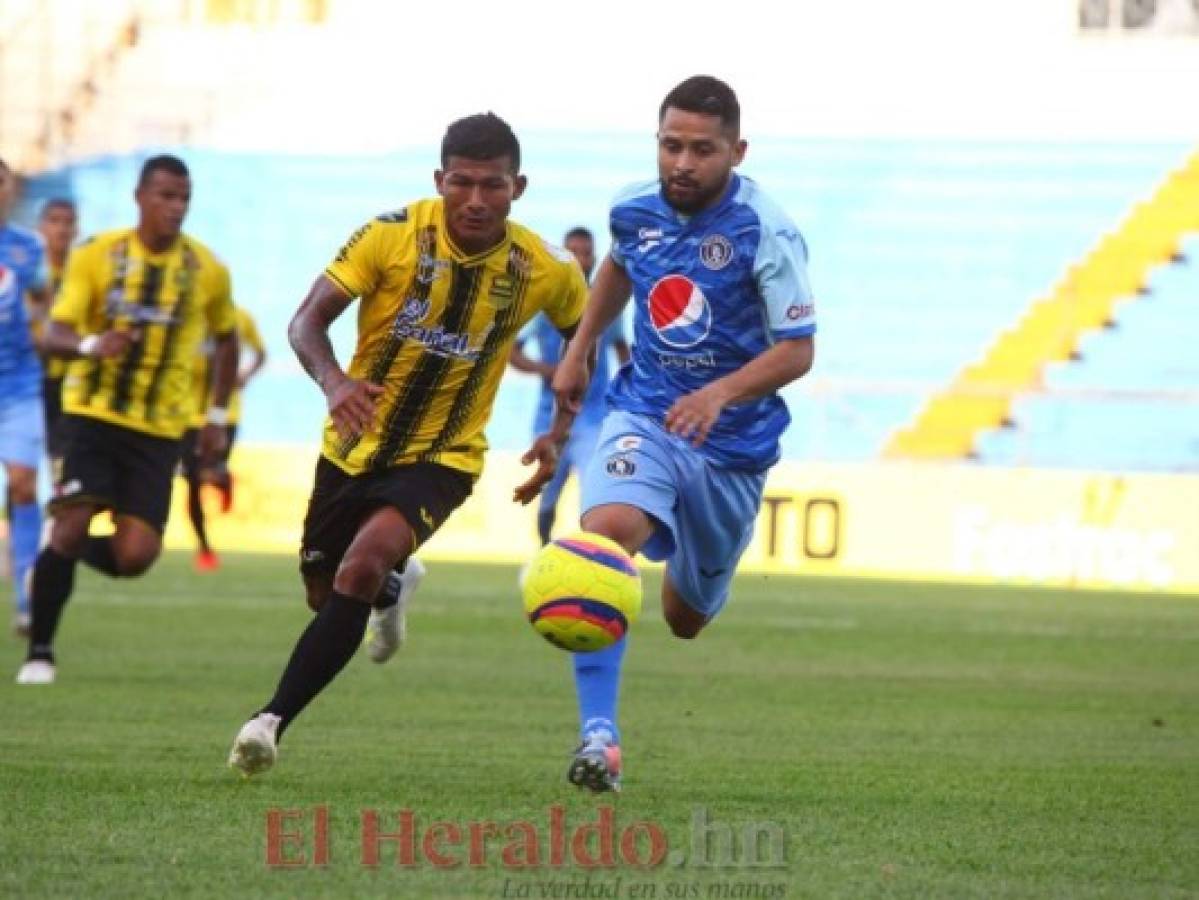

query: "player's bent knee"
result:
(49, 507), (95, 558)
(303, 573), (333, 612)
(115, 547), (160, 577)
(661, 580), (708, 640)
(333, 556), (389, 602)
(581, 504), (652, 556)
(665, 613), (705, 640)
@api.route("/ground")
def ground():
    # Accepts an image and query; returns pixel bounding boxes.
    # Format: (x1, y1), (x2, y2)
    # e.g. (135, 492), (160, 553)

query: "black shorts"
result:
(42, 376), (67, 461)
(49, 414), (182, 533)
(179, 425), (238, 481)
(299, 457), (473, 577)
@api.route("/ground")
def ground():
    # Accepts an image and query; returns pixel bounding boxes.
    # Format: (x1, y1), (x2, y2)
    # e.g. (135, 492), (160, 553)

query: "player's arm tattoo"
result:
(288, 275), (355, 392)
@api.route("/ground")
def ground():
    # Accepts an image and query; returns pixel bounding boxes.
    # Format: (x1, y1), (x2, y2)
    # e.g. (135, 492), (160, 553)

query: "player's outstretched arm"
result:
(508, 338), (555, 380)
(237, 334), (267, 389)
(553, 255), (630, 414)
(289, 274), (382, 440)
(514, 320), (584, 507)
(198, 329), (240, 464)
(665, 335), (815, 447)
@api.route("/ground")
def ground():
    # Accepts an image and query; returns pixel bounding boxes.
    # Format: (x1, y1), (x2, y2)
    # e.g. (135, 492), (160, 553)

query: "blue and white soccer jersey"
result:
(0, 259), (45, 467)
(581, 173), (815, 615)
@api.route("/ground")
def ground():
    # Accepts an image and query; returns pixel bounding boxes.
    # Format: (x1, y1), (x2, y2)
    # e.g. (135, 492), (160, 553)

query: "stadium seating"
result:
(975, 255), (1198, 470)
(885, 147), (1199, 462)
(18, 139), (1194, 467)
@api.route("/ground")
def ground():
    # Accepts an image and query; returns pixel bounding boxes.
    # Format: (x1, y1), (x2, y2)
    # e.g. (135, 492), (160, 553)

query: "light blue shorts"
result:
(0, 391), (44, 468)
(580, 410), (766, 618)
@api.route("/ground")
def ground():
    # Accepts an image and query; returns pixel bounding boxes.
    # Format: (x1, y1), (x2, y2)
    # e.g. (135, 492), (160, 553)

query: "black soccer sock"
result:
(81, 536), (121, 576)
(537, 508), (555, 546)
(187, 480), (211, 553)
(263, 591), (371, 738)
(27, 547), (78, 662)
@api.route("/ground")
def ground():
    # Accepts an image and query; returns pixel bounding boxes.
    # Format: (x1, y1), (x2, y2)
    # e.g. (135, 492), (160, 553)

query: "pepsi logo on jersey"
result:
(649, 274), (712, 349)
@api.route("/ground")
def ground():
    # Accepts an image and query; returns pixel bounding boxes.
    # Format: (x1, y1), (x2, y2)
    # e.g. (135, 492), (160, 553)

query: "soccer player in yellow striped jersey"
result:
(16, 155), (238, 686)
(229, 113), (589, 775)
(181, 305), (268, 571)
(35, 198), (79, 465)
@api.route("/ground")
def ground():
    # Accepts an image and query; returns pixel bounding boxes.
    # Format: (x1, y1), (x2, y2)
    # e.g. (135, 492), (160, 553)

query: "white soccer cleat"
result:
(15, 659), (56, 685)
(228, 712), (281, 777)
(366, 556), (426, 664)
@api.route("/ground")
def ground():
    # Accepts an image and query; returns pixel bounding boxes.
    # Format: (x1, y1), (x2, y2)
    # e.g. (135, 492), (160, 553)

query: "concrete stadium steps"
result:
(885, 147), (1199, 462)
(973, 250), (1197, 470)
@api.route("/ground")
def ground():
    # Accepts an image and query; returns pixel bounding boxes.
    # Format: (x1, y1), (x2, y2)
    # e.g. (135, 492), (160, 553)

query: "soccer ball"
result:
(522, 531), (642, 653)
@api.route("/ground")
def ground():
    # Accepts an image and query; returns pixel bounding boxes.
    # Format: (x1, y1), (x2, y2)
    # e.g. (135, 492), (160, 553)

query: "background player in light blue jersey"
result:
(509, 227), (629, 546)
(553, 76), (817, 792)
(0, 158), (50, 637)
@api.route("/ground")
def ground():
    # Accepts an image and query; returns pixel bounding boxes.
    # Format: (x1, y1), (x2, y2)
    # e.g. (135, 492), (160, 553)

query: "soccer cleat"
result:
(365, 557), (426, 664)
(194, 549), (220, 573)
(228, 712), (281, 777)
(15, 659), (56, 685)
(567, 729), (622, 793)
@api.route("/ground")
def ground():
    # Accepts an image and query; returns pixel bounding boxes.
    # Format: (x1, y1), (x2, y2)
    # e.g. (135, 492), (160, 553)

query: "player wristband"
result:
(206, 407), (230, 427)
(78, 335), (100, 356)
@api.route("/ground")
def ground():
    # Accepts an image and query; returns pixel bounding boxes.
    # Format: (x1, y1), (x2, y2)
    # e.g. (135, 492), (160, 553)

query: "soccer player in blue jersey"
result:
(0, 158), (49, 638)
(509, 227), (629, 546)
(552, 76), (817, 791)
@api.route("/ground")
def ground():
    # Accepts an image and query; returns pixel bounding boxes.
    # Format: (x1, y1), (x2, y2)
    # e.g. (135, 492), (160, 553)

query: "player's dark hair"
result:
(441, 113), (521, 173)
(39, 197), (77, 219)
(0, 157), (10, 174)
(137, 154), (189, 189)
(564, 226), (593, 243)
(659, 75), (740, 135)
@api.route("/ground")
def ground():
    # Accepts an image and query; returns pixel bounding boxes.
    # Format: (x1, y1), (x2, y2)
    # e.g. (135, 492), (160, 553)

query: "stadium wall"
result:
(166, 448), (1199, 594)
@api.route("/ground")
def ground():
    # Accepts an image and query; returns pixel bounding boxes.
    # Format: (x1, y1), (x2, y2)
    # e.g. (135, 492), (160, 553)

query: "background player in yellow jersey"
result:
(228, 113), (588, 776)
(36, 198), (79, 467)
(16, 155), (239, 685)
(181, 305), (267, 572)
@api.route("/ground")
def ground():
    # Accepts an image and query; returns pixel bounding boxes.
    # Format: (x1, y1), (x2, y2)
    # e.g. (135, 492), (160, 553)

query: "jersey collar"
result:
(438, 202), (512, 267)
(662, 172), (741, 228)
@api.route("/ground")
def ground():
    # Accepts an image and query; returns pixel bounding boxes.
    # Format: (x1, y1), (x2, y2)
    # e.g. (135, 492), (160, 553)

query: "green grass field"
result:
(1, 553), (1196, 899)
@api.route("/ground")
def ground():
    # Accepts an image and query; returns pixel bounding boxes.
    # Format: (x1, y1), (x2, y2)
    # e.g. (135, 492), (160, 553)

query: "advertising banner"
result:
(167, 447), (1199, 594)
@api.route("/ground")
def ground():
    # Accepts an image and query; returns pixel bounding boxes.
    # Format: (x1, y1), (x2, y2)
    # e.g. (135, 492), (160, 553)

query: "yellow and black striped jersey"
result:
(52, 229), (236, 439)
(322, 198), (587, 477)
(188, 306), (265, 427)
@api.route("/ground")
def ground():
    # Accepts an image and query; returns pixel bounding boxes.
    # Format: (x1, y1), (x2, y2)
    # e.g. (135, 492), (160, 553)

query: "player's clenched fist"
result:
(323, 372), (384, 439)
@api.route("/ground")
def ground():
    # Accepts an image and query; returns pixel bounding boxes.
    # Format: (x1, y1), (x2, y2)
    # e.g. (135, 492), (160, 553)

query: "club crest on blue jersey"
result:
(605, 454), (635, 477)
(648, 274), (712, 349)
(699, 234), (735, 270)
